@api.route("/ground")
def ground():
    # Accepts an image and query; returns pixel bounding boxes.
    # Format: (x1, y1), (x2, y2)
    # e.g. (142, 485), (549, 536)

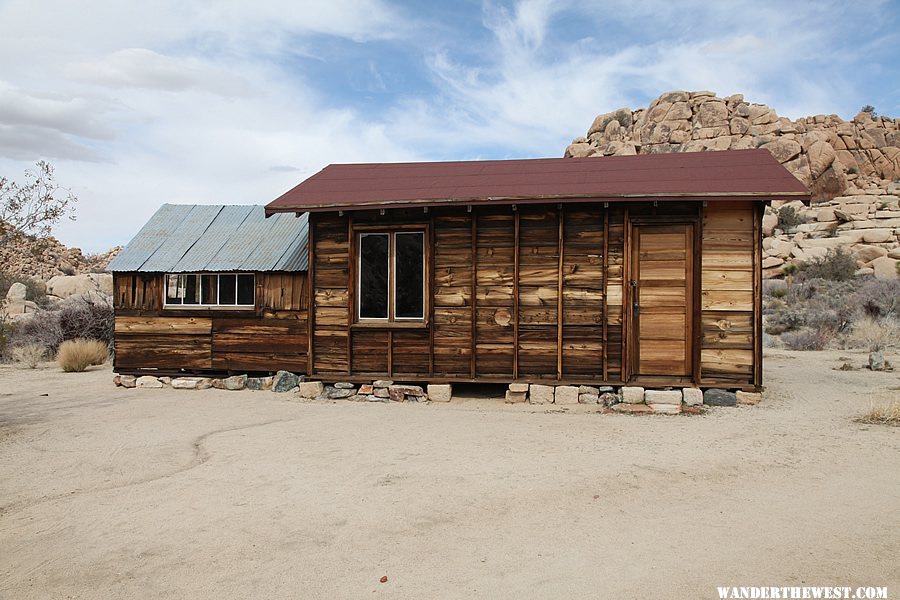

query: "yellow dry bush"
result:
(57, 339), (109, 372)
(11, 344), (45, 369)
(858, 399), (900, 427)
(847, 316), (900, 351)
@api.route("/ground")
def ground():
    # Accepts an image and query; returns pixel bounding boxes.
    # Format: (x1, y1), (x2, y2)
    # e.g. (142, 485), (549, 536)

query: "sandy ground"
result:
(0, 349), (898, 600)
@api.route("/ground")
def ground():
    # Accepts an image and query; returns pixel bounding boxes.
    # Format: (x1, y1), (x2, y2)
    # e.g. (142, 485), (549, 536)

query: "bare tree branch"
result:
(0, 160), (77, 240)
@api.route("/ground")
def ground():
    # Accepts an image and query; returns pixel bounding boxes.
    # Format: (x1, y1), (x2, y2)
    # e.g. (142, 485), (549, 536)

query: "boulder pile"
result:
(566, 91), (899, 279)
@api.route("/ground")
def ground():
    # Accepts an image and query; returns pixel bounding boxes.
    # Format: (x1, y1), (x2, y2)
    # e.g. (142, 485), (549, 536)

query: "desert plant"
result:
(853, 279), (900, 319)
(0, 160), (77, 241)
(798, 248), (857, 282)
(11, 343), (45, 368)
(781, 328), (832, 350)
(10, 296), (113, 354)
(847, 316), (900, 351)
(858, 399), (900, 426)
(777, 205), (804, 231)
(57, 339), (108, 372)
(860, 105), (877, 118)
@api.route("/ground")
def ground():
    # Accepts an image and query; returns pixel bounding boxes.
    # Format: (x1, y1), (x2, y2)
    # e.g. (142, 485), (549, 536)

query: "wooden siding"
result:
(309, 204), (641, 384)
(699, 201), (757, 385)
(113, 272), (308, 373)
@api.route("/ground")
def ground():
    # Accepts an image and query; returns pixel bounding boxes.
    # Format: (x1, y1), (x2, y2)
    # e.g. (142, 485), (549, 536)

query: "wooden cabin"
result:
(110, 150), (809, 391)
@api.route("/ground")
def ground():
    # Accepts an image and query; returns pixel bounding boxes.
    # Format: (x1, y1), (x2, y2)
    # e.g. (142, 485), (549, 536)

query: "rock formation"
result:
(566, 91), (899, 278)
(0, 221), (120, 281)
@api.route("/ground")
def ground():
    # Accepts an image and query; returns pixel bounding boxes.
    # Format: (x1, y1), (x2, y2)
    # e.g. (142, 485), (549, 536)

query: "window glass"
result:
(219, 274), (237, 305)
(183, 274), (200, 304)
(165, 274), (182, 304)
(200, 274), (217, 305)
(395, 232), (424, 318)
(359, 234), (389, 319)
(237, 274), (255, 305)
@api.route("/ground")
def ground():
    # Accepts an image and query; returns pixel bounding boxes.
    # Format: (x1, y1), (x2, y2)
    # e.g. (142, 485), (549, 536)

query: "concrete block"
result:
(297, 381), (324, 398)
(644, 390), (682, 405)
(621, 386), (645, 404)
(373, 380), (394, 388)
(529, 384), (554, 405)
(579, 393), (600, 404)
(682, 388), (703, 406)
(505, 390), (527, 403)
(171, 377), (210, 390)
(508, 383), (529, 393)
(578, 385), (600, 395)
(427, 384), (452, 402)
(136, 375), (163, 388)
(117, 375), (136, 388)
(554, 385), (579, 405)
(704, 388), (737, 406)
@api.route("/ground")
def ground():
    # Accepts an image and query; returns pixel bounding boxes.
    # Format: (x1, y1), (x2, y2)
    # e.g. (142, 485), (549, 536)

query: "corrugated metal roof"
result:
(265, 149), (811, 214)
(108, 204), (309, 272)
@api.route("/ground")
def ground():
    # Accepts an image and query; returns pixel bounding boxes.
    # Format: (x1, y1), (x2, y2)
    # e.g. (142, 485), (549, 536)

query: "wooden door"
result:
(631, 224), (693, 377)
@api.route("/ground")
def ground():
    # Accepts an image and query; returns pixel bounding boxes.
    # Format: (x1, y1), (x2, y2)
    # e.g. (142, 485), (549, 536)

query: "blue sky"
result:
(0, 0), (898, 251)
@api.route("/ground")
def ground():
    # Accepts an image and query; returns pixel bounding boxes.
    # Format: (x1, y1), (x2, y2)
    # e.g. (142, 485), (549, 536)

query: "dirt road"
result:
(1, 349), (898, 599)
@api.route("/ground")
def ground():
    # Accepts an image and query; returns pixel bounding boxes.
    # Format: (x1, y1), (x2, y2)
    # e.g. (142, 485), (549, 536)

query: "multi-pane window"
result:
(164, 273), (255, 308)
(358, 231), (425, 321)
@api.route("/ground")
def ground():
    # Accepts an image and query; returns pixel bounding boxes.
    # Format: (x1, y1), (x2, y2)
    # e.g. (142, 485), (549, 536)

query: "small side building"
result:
(107, 204), (309, 373)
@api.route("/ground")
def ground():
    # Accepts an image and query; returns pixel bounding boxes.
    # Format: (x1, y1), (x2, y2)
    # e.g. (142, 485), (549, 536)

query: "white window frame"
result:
(356, 231), (426, 322)
(163, 273), (256, 309)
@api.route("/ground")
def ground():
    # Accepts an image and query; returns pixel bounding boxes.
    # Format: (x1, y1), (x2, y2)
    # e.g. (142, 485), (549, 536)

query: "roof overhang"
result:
(265, 191), (810, 216)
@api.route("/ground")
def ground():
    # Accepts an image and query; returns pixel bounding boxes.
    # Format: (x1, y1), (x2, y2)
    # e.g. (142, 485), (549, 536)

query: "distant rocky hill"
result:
(0, 222), (120, 282)
(565, 91), (900, 279)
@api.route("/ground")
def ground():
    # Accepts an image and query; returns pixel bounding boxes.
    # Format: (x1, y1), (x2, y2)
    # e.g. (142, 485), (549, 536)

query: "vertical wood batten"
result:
(753, 201), (763, 387)
(307, 216), (315, 376)
(470, 213), (477, 379)
(622, 207), (630, 382)
(556, 206), (564, 381)
(602, 207), (609, 382)
(513, 209), (520, 380)
(346, 213), (354, 376)
(428, 215), (435, 376)
(693, 210), (703, 385)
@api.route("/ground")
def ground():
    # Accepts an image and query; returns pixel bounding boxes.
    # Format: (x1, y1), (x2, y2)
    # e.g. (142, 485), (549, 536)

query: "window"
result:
(357, 231), (425, 321)
(164, 273), (255, 308)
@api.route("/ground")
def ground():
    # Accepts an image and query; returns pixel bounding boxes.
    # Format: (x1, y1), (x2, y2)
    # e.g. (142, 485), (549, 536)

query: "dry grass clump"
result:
(858, 399), (900, 427)
(847, 317), (900, 351)
(10, 344), (45, 368)
(57, 339), (108, 372)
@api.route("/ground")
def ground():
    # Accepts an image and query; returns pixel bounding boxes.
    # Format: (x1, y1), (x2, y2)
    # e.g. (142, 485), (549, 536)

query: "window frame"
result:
(162, 273), (256, 310)
(355, 229), (427, 323)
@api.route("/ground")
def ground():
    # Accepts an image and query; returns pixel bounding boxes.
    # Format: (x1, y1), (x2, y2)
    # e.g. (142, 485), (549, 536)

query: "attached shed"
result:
(110, 149), (808, 390)
(107, 204), (309, 373)
(265, 149), (808, 390)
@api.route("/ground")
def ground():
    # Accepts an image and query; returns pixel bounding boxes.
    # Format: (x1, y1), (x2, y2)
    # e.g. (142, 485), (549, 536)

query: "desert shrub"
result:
(11, 343), (45, 368)
(765, 278), (856, 336)
(860, 105), (877, 117)
(798, 248), (857, 282)
(847, 316), (900, 351)
(858, 399), (900, 427)
(9, 296), (113, 354)
(0, 271), (47, 304)
(57, 339), (108, 372)
(762, 279), (787, 298)
(781, 328), (832, 350)
(777, 205), (804, 230)
(853, 279), (900, 319)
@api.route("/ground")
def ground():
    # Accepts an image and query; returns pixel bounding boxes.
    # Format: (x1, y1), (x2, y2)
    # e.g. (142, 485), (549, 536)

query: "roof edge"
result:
(265, 191), (811, 215)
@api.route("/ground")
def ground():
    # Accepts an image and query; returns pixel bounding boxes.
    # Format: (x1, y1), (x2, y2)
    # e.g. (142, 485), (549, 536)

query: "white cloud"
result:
(67, 49), (252, 97)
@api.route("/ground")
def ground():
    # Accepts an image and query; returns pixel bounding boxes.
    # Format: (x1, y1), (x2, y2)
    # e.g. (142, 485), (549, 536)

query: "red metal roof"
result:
(265, 149), (810, 214)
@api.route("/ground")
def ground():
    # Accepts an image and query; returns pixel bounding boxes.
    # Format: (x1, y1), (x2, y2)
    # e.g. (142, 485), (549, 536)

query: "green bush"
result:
(777, 205), (804, 230)
(798, 248), (857, 282)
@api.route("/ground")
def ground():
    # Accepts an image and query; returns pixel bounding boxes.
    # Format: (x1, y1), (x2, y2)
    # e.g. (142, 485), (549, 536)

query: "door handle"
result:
(630, 279), (639, 316)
